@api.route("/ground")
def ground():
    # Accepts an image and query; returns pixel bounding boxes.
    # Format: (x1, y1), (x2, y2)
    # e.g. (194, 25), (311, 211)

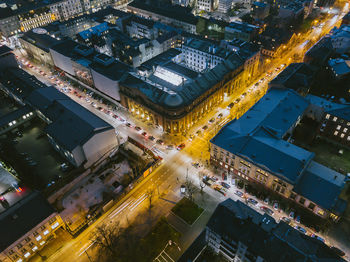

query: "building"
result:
(19, 28), (60, 67)
(224, 22), (259, 42)
(0, 51), (118, 167)
(218, 0), (232, 13)
(182, 38), (232, 72)
(210, 88), (347, 219)
(328, 58), (350, 80)
(310, 96), (350, 147)
(49, 39), (131, 100)
(127, 1), (198, 34)
(0, 191), (64, 262)
(179, 199), (346, 262)
(342, 11), (350, 26)
(220, 38), (262, 83)
(304, 37), (333, 66)
(278, 2), (304, 21)
(0, 0), (58, 38)
(197, 0), (218, 12)
(251, 2), (270, 20)
(119, 51), (245, 134)
(269, 63), (314, 95)
(329, 25), (350, 55)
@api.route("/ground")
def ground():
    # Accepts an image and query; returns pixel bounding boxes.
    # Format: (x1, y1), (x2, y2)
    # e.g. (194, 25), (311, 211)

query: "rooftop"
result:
(328, 58), (350, 77)
(225, 21), (259, 33)
(20, 29), (60, 52)
(295, 161), (346, 213)
(184, 38), (231, 59)
(0, 191), (55, 252)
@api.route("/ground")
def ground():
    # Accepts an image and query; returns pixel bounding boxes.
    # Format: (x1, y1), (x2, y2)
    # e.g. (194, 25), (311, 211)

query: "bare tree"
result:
(92, 223), (120, 260)
(184, 176), (196, 201)
(198, 171), (207, 194)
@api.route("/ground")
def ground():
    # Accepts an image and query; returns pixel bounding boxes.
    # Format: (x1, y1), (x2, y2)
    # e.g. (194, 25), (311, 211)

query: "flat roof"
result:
(0, 191), (55, 252)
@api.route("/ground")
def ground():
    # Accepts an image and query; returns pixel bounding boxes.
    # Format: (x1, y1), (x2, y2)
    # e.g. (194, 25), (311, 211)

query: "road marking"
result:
(78, 241), (95, 257)
(108, 199), (134, 218)
(129, 194), (148, 211)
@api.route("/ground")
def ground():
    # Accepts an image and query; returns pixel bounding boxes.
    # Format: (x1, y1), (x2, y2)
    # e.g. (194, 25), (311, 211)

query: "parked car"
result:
(188, 134), (194, 141)
(149, 136), (155, 141)
(248, 198), (258, 205)
(202, 125), (208, 130)
(209, 118), (215, 124)
(141, 131), (148, 137)
(220, 182), (231, 189)
(167, 145), (174, 150)
(135, 126), (142, 131)
(227, 103), (234, 109)
(294, 226), (307, 234)
(289, 211), (295, 219)
(217, 113), (223, 119)
(260, 206), (274, 216)
(295, 216), (301, 223)
(273, 202), (279, 210)
(192, 162), (200, 168)
(177, 143), (185, 150)
(281, 217), (291, 224)
(15, 131), (23, 137)
(213, 185), (226, 196)
(157, 139), (164, 145)
(330, 247), (345, 257)
(234, 190), (244, 198)
(112, 114), (118, 119)
(125, 122), (132, 128)
(311, 234), (325, 243)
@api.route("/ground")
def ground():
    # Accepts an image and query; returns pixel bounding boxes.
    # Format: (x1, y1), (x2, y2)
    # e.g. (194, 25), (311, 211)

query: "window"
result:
(348, 136), (350, 141)
(341, 133), (345, 138)
(333, 117), (338, 121)
(16, 244), (23, 249)
(337, 125), (341, 130)
(289, 192), (296, 200)
(299, 198), (305, 205)
(308, 203), (315, 210)
(25, 237), (31, 243)
(334, 131), (338, 136)
(344, 128), (348, 133)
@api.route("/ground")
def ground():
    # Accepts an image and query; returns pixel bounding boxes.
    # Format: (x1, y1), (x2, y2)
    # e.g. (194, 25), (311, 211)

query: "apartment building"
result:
(0, 192), (64, 262)
(182, 38), (231, 72)
(224, 22), (259, 42)
(197, 0), (218, 12)
(218, 0), (233, 13)
(210, 88), (347, 220)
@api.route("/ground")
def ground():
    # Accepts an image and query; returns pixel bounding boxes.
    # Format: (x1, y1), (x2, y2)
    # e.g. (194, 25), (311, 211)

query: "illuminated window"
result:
(337, 125), (341, 130)
(344, 128), (348, 133)
(51, 222), (59, 229)
(341, 133), (345, 138)
(333, 117), (337, 121)
(24, 252), (31, 258)
(334, 131), (338, 136)
(35, 235), (42, 241)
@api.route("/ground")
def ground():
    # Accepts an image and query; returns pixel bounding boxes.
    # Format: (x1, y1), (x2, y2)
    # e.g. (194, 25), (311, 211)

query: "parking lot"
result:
(10, 118), (68, 189)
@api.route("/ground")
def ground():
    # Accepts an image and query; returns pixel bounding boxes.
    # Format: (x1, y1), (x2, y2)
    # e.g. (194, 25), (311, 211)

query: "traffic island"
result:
(172, 197), (204, 225)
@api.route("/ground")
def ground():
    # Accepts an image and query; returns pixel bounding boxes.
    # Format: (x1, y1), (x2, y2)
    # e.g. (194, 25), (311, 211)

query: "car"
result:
(281, 217), (291, 224)
(192, 162), (200, 168)
(209, 175), (218, 182)
(97, 106), (103, 111)
(202, 125), (208, 130)
(141, 131), (148, 137)
(195, 130), (201, 136)
(60, 163), (70, 172)
(260, 206), (274, 216)
(135, 126), (142, 132)
(217, 113), (223, 119)
(167, 145), (174, 150)
(213, 185), (226, 196)
(235, 190), (244, 197)
(294, 226), (307, 234)
(209, 118), (215, 123)
(157, 139), (164, 145)
(254, 82), (259, 87)
(177, 143), (185, 150)
(220, 182), (231, 189)
(12, 139), (18, 144)
(28, 161), (37, 166)
(311, 234), (325, 243)
(125, 122), (132, 128)
(15, 131), (23, 137)
(248, 198), (258, 205)
(119, 117), (125, 122)
(264, 198), (269, 204)
(289, 211), (295, 219)
(330, 247), (345, 257)
(203, 177), (213, 186)
(273, 202), (279, 210)
(227, 102), (234, 109)
(188, 134), (194, 141)
(281, 64), (286, 68)
(295, 216), (301, 223)
(112, 114), (118, 119)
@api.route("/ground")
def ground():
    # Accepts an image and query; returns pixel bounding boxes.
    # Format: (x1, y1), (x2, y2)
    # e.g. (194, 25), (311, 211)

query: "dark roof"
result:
(162, 61), (198, 79)
(0, 192), (55, 252)
(0, 105), (32, 128)
(0, 45), (12, 56)
(326, 106), (350, 121)
(50, 39), (80, 57)
(0, 67), (46, 101)
(295, 161), (346, 213)
(90, 60), (131, 81)
(207, 199), (347, 262)
(28, 86), (114, 151)
(128, 1), (198, 25)
(20, 30), (60, 52)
